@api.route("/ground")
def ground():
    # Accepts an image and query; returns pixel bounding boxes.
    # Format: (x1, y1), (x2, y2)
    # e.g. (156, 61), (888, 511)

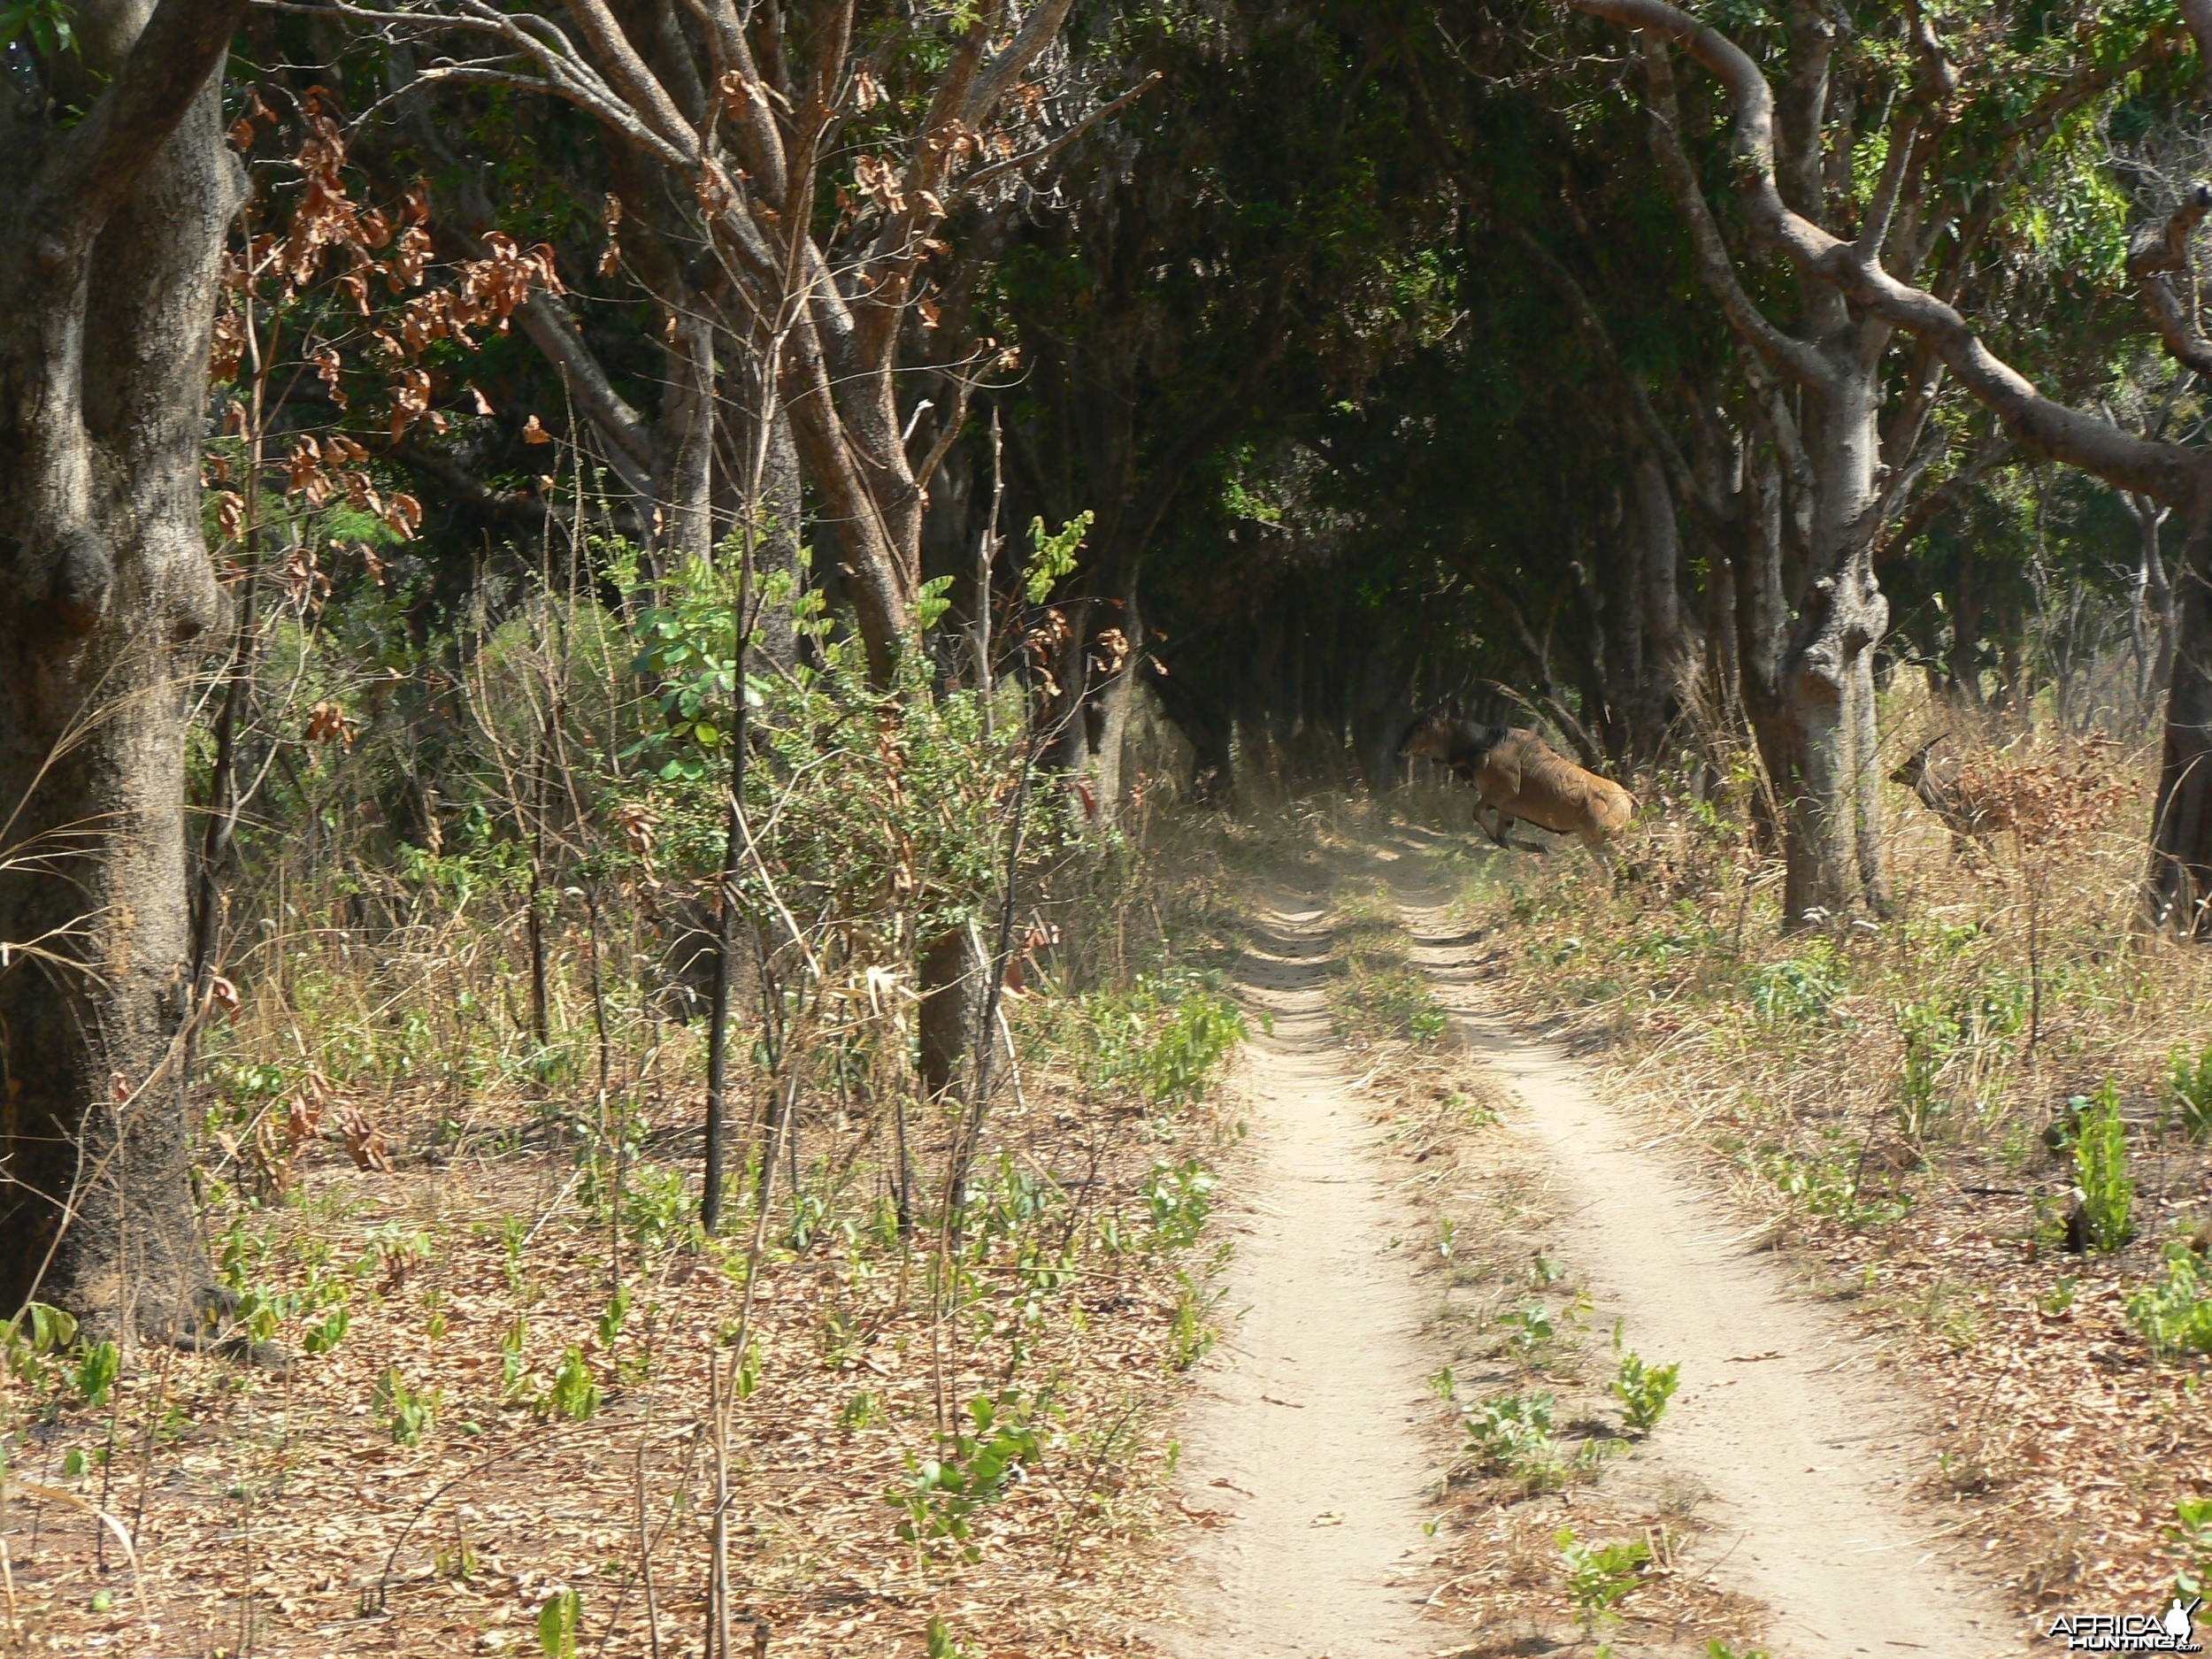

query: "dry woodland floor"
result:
(8, 762), (2208, 1659)
(1414, 733), (2212, 1627)
(0, 926), (1248, 1656)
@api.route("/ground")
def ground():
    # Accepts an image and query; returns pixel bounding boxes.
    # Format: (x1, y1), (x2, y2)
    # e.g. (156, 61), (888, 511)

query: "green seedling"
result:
(2171, 1494), (2212, 1597)
(373, 1366), (435, 1446)
(536, 1587), (580, 1658)
(1610, 1348), (1681, 1433)
(2073, 1082), (2134, 1255)
(1557, 1525), (1651, 1634)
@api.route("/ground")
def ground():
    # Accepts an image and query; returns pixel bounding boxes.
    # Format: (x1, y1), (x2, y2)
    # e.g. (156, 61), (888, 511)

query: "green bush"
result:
(1141, 1158), (1217, 1248)
(1609, 1349), (1680, 1433)
(1333, 964), (1450, 1044)
(1556, 1526), (1650, 1634)
(1464, 1390), (1560, 1478)
(2166, 1041), (2212, 1142)
(1079, 972), (1247, 1111)
(886, 1390), (1054, 1563)
(1744, 943), (1844, 1024)
(2170, 1494), (2212, 1597)
(2073, 1083), (2135, 1256)
(2126, 1247), (2212, 1361)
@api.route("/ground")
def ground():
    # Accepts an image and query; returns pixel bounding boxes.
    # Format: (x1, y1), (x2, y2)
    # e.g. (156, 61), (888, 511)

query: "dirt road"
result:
(1401, 887), (2025, 1658)
(1160, 869), (2031, 1657)
(1158, 899), (1446, 1658)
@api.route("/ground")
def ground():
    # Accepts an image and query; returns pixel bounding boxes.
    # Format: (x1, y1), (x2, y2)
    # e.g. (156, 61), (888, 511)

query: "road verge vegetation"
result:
(0, 748), (1256, 1658)
(1438, 722), (2212, 1614)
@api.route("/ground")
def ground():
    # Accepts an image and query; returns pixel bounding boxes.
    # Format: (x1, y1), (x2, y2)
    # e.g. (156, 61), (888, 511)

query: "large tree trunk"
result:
(1770, 555), (1888, 924)
(0, 2), (247, 1336)
(1729, 375), (1892, 926)
(916, 926), (987, 1103)
(1773, 359), (1892, 923)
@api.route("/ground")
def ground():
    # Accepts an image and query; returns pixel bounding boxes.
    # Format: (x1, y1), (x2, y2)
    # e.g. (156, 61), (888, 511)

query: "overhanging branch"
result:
(1571, 0), (2200, 505)
(2128, 182), (2212, 380)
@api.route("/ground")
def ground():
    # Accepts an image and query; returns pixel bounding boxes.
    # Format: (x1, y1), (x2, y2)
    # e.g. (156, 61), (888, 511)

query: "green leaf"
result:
(536, 1587), (580, 1658)
(1023, 511), (1093, 603)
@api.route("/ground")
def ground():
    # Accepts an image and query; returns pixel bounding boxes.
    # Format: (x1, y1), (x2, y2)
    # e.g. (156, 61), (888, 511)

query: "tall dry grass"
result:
(1427, 694), (2212, 1608)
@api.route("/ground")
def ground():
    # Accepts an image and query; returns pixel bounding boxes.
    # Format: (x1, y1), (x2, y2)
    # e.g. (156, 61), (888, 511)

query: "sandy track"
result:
(1399, 894), (2031, 1658)
(1160, 872), (2031, 1658)
(1157, 902), (1448, 1659)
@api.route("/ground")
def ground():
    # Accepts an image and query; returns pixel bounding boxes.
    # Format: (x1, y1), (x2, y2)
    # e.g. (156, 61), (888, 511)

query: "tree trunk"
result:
(0, 2), (247, 1335)
(751, 408), (804, 672)
(2125, 491), (2176, 720)
(1348, 615), (1417, 793)
(1633, 448), (1701, 749)
(2148, 507), (2212, 933)
(657, 309), (716, 567)
(916, 926), (987, 1102)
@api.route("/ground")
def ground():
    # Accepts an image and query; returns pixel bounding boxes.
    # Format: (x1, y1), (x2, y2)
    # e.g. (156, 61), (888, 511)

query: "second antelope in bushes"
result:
(1400, 710), (1636, 852)
(1891, 733), (2004, 856)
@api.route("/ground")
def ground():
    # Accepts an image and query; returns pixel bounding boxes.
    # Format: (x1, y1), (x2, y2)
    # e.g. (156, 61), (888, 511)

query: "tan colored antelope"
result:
(1399, 710), (1636, 851)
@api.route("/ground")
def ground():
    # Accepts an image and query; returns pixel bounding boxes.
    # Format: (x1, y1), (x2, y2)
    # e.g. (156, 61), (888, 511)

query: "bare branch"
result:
(960, 0), (1079, 128)
(558, 0), (700, 159)
(511, 294), (656, 491)
(910, 371), (978, 496)
(1877, 434), (2014, 562)
(956, 73), (1164, 200)
(2128, 182), (2212, 380)
(1855, 104), (1921, 262)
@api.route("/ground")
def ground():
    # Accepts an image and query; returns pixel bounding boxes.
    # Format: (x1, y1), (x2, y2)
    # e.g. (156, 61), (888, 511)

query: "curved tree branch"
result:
(1571, 0), (2200, 504)
(2129, 181), (2212, 380)
(1637, 38), (1828, 388)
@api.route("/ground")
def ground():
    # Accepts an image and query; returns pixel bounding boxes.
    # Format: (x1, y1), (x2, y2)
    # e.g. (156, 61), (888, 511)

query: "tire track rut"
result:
(1398, 888), (2028, 1658)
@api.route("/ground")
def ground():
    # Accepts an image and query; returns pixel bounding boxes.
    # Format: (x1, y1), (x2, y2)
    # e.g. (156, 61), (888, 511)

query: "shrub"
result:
(2073, 1083), (2135, 1256)
(1744, 943), (1844, 1024)
(372, 1367), (437, 1446)
(1610, 1349), (1680, 1433)
(1333, 964), (1449, 1044)
(1464, 1390), (1560, 1479)
(1079, 973), (1247, 1112)
(2170, 1494), (2212, 1597)
(2166, 1041), (2212, 1143)
(1556, 1525), (1651, 1634)
(2126, 1247), (2212, 1361)
(1141, 1158), (1217, 1248)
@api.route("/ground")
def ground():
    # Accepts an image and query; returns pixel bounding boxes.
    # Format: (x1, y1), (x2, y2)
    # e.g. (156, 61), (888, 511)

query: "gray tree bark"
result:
(1637, 33), (1892, 925)
(0, 1), (248, 1335)
(1571, 0), (2212, 932)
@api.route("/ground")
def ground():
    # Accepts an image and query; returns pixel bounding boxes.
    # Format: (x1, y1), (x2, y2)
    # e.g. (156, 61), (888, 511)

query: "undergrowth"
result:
(0, 574), (1265, 1657)
(1437, 710), (2212, 1609)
